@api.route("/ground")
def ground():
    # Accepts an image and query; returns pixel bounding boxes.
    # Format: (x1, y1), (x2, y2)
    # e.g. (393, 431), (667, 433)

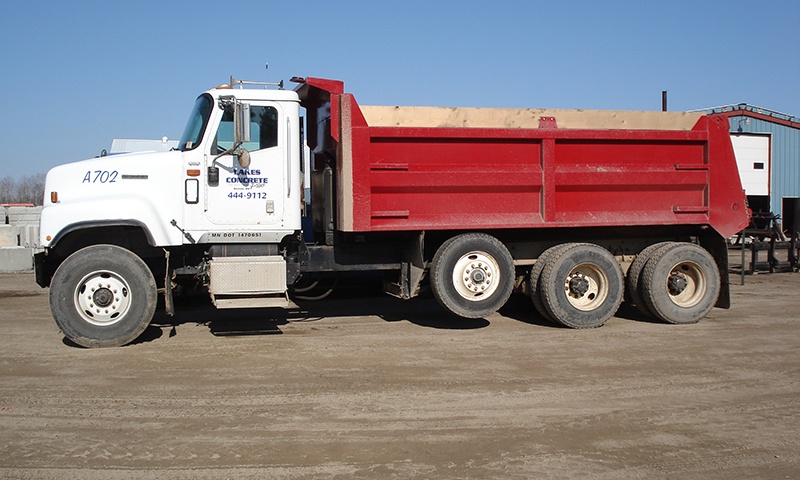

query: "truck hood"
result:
(43, 150), (182, 204)
(40, 149), (186, 247)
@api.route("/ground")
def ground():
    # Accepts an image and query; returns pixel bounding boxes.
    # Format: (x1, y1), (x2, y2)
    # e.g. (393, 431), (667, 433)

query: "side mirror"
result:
(234, 101), (251, 144)
(234, 148), (251, 168)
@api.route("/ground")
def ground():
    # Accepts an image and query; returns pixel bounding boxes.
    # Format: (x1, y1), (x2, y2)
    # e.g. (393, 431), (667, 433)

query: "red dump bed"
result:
(296, 77), (749, 238)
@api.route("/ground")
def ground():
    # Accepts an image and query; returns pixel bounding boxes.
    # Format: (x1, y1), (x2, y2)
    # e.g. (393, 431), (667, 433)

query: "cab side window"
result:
(213, 105), (279, 154)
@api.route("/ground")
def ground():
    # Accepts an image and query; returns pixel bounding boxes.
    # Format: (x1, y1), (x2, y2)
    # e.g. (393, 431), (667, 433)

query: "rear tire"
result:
(430, 233), (515, 319)
(640, 243), (720, 324)
(528, 244), (570, 322)
(539, 243), (624, 329)
(626, 241), (675, 316)
(49, 245), (157, 348)
(641, 243), (721, 324)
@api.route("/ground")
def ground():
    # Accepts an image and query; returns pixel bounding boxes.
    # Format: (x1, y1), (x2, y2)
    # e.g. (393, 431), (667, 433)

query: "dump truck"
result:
(35, 76), (750, 347)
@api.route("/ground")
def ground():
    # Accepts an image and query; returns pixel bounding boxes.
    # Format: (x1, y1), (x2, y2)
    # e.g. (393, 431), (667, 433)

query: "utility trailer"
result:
(35, 76), (749, 347)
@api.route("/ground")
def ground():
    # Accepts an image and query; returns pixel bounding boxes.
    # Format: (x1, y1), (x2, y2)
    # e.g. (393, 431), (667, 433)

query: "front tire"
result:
(49, 245), (157, 348)
(430, 233), (515, 319)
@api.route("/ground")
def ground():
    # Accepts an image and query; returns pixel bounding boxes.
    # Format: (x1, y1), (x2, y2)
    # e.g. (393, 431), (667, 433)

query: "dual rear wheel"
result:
(627, 242), (720, 324)
(528, 241), (720, 327)
(529, 243), (624, 329)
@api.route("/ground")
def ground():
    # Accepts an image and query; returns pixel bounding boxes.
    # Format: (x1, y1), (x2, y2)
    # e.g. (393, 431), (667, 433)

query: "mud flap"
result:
(701, 232), (731, 309)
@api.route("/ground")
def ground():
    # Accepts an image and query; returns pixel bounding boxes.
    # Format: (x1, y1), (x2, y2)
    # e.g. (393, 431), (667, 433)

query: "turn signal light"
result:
(50, 191), (58, 203)
(187, 169), (201, 177)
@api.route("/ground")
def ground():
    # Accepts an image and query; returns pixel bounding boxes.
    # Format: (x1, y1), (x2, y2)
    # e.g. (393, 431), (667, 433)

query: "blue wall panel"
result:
(727, 115), (800, 218)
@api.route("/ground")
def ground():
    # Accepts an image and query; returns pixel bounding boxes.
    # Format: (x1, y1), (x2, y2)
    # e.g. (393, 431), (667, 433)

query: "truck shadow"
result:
(83, 285), (660, 348)
(137, 289), (490, 345)
(63, 293), (663, 348)
(497, 294), (563, 328)
(612, 303), (664, 324)
(499, 294), (665, 327)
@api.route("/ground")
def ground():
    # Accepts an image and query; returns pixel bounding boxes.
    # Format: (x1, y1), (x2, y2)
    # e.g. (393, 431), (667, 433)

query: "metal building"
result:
(700, 104), (800, 221)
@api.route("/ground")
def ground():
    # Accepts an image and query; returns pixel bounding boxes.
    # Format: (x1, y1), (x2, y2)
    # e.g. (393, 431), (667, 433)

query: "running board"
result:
(212, 293), (297, 310)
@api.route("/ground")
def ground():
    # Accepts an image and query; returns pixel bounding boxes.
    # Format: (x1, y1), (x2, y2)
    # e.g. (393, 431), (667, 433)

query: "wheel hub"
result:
(92, 287), (115, 308)
(668, 272), (689, 295)
(468, 266), (487, 286)
(562, 263), (608, 312)
(568, 275), (590, 297)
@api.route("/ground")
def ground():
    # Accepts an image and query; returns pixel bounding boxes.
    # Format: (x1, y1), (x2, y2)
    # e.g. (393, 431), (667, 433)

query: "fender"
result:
(34, 219), (159, 288)
(46, 219), (158, 249)
(40, 195), (183, 248)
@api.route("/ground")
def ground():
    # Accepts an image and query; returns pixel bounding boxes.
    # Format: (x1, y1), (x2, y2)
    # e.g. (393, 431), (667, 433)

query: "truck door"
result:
(205, 103), (286, 226)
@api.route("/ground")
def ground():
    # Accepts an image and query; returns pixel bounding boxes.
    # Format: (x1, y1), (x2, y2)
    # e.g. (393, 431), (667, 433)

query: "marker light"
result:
(50, 191), (58, 203)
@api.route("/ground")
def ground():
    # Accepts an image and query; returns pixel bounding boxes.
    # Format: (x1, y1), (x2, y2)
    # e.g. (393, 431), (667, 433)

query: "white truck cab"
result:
(41, 81), (303, 249)
(38, 79), (306, 347)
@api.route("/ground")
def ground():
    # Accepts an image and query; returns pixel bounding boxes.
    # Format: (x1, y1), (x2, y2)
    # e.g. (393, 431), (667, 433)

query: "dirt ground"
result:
(0, 271), (798, 479)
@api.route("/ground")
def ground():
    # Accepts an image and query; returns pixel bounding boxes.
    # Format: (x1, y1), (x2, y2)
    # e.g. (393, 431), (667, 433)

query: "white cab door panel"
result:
(205, 103), (285, 227)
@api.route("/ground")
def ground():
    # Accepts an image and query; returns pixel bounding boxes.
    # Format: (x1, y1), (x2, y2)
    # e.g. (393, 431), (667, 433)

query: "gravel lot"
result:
(1, 271), (798, 479)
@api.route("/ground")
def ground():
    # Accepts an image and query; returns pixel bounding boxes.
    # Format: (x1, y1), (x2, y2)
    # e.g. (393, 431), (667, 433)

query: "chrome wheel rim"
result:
(452, 251), (501, 302)
(74, 270), (132, 326)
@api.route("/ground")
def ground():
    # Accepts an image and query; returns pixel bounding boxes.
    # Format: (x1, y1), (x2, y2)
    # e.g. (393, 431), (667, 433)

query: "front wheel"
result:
(49, 245), (158, 348)
(430, 233), (515, 319)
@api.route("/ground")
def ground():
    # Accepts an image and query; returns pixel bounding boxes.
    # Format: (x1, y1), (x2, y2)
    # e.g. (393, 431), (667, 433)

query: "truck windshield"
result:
(178, 94), (213, 151)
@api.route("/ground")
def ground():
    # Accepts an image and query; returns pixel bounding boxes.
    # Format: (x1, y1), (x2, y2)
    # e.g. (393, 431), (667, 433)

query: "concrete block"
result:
(0, 247), (33, 271)
(6, 206), (42, 226)
(18, 225), (40, 248)
(0, 225), (17, 247)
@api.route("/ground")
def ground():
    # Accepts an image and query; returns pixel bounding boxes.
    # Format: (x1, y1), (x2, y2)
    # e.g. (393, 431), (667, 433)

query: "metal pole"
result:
(741, 236), (746, 285)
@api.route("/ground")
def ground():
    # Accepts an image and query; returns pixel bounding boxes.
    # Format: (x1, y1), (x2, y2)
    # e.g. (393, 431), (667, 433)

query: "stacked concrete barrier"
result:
(1, 205), (42, 271)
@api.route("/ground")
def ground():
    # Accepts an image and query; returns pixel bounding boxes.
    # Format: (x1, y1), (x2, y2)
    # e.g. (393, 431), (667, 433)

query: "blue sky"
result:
(1, 0), (798, 179)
